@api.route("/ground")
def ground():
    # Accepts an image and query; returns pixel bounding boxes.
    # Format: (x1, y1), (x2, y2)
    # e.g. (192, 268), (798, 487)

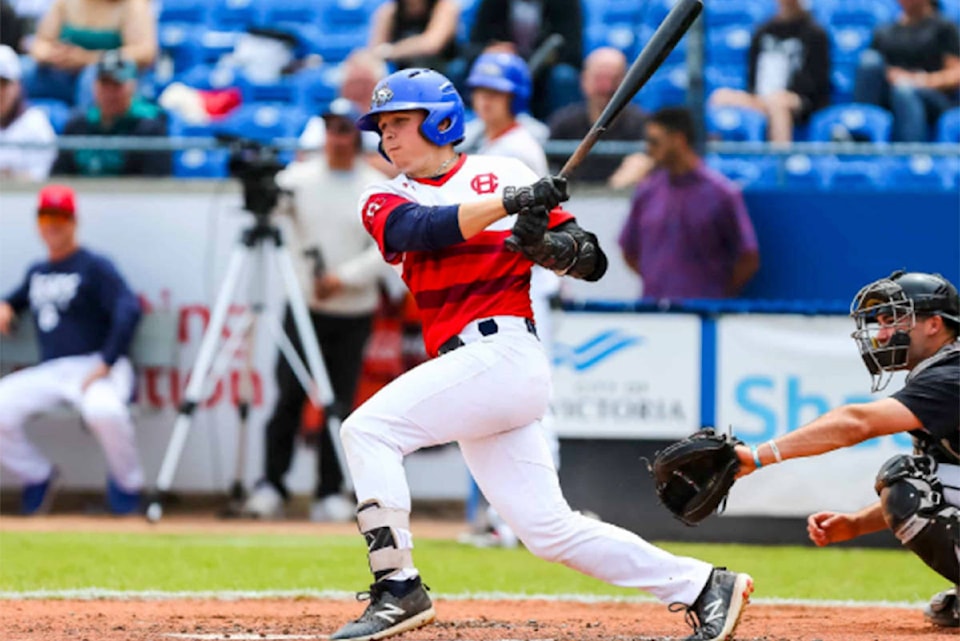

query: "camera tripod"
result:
(145, 213), (351, 522)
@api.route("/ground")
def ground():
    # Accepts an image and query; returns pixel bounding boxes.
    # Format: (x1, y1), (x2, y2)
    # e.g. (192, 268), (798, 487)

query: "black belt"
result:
(438, 318), (537, 356)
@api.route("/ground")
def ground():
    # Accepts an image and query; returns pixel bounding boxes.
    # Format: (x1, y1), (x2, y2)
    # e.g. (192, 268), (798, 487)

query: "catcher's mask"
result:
(850, 270), (960, 391)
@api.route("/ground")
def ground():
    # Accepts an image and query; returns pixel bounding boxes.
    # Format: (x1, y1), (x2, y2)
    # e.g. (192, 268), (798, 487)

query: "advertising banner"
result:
(552, 313), (701, 439)
(716, 315), (911, 516)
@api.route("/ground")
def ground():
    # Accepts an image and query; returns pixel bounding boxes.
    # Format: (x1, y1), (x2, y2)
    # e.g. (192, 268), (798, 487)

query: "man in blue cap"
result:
(52, 50), (170, 176)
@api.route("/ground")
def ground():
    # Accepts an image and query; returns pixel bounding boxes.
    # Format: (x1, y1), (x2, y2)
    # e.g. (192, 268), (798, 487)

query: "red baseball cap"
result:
(37, 185), (77, 217)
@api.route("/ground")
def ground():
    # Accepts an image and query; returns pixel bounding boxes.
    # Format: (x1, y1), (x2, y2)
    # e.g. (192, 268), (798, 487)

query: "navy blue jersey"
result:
(4, 247), (141, 365)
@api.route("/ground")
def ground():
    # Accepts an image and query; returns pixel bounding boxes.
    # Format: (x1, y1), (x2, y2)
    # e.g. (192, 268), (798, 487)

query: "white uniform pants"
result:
(341, 317), (712, 604)
(0, 354), (144, 491)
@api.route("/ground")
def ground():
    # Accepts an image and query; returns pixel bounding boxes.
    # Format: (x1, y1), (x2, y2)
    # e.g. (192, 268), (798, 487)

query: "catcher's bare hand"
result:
(807, 511), (859, 546)
(734, 445), (756, 478)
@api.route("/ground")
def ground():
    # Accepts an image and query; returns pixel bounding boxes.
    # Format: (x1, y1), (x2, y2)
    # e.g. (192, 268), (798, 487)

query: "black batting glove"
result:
(504, 205), (549, 252)
(502, 176), (569, 215)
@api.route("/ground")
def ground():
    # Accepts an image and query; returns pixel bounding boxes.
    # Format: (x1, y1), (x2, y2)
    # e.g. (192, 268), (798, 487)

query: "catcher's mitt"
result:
(648, 428), (742, 527)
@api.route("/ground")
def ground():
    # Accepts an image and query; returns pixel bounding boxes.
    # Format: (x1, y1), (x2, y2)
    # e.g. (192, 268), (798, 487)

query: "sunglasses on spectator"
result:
(325, 120), (356, 135)
(37, 209), (74, 224)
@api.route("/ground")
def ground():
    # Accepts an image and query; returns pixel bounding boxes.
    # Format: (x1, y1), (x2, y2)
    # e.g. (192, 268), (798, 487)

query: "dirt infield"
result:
(1, 597), (956, 641)
(1, 516), (956, 641)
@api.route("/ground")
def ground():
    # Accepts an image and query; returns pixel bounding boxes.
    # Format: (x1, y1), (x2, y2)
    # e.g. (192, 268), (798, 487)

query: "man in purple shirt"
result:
(618, 108), (760, 300)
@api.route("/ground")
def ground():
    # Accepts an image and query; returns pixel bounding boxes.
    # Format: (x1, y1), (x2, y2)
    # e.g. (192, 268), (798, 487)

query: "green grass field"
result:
(0, 531), (947, 603)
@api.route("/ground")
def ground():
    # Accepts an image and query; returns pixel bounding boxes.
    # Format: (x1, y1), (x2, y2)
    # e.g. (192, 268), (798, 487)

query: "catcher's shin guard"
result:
(876, 455), (960, 583)
(357, 499), (414, 581)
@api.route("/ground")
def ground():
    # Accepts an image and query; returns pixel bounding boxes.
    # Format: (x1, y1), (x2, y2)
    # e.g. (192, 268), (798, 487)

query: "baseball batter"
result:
(330, 68), (753, 641)
(0, 185), (144, 515)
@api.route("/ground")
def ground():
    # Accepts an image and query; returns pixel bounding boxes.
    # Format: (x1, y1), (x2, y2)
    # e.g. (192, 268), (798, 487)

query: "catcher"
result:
(672, 271), (958, 628)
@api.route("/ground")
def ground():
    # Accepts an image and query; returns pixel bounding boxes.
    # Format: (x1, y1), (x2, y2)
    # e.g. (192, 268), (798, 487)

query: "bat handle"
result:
(558, 127), (605, 179)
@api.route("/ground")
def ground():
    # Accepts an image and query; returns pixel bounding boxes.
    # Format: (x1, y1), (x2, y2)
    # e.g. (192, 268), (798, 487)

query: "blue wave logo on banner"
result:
(554, 330), (643, 371)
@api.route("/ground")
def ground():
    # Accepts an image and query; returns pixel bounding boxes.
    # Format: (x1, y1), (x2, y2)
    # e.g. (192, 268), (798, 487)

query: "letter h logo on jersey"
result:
(470, 173), (499, 195)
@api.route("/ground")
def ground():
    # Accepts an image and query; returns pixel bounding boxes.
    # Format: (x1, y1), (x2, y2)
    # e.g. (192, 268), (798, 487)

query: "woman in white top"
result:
(0, 45), (56, 181)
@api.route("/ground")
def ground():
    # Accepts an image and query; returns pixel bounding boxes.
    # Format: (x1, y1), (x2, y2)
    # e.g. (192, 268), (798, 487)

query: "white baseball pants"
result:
(341, 316), (712, 604)
(0, 354), (144, 491)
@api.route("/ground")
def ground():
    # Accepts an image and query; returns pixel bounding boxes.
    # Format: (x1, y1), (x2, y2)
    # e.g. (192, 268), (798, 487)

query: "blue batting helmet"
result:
(466, 53), (532, 115)
(356, 68), (465, 147)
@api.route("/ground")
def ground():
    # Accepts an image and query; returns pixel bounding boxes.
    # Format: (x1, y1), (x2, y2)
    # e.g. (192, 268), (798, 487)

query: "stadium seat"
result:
(217, 103), (310, 142)
(705, 64), (746, 93)
(887, 155), (954, 191)
(936, 107), (960, 143)
(31, 98), (72, 134)
(706, 106), (767, 142)
(825, 0), (894, 28)
(706, 24), (753, 65)
(262, 0), (322, 26)
(705, 153), (779, 188)
(780, 153), (829, 190)
(937, 155), (960, 190)
(831, 64), (856, 104)
(809, 104), (893, 142)
(704, 0), (768, 29)
(158, 24), (205, 73)
(585, 23), (639, 58)
(197, 29), (242, 66)
(167, 113), (219, 138)
(311, 30), (368, 64)
(635, 65), (687, 112)
(173, 148), (230, 178)
(178, 64), (251, 93)
(586, 0), (643, 26)
(830, 26), (871, 65)
(294, 66), (339, 112)
(821, 156), (891, 190)
(157, 0), (211, 24)
(641, 0), (679, 30)
(209, 0), (261, 30)
(941, 0), (960, 24)
(322, 0), (380, 30)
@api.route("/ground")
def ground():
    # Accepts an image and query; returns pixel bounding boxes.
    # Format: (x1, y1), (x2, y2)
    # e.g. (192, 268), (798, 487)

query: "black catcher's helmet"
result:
(850, 271), (959, 391)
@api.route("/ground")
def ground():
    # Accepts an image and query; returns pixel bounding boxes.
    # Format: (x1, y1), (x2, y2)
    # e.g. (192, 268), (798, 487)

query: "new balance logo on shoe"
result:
(701, 598), (725, 624)
(330, 577), (436, 641)
(373, 603), (406, 624)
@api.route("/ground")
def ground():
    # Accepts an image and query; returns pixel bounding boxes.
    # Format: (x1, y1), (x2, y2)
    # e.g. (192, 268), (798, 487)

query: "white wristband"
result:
(767, 440), (783, 463)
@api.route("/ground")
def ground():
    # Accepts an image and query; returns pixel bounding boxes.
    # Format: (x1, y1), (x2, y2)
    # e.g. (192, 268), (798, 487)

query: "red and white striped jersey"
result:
(359, 153), (573, 357)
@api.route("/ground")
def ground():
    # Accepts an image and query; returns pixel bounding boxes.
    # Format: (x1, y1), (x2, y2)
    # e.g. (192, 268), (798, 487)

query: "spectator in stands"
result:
(458, 0), (583, 119)
(1, 1), (24, 51)
(299, 51), (394, 175)
(241, 99), (386, 523)
(0, 184), (144, 516)
(548, 47), (646, 184)
(708, 0), (831, 143)
(52, 50), (170, 176)
(618, 108), (759, 300)
(27, 0), (156, 103)
(0, 44), (56, 180)
(367, 0), (460, 76)
(854, 0), (960, 142)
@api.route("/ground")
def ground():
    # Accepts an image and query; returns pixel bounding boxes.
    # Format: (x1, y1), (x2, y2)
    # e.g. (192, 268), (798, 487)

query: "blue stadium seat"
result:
(830, 25), (871, 65)
(705, 64), (746, 93)
(831, 64), (856, 104)
(641, 0), (679, 30)
(241, 73), (299, 104)
(311, 30), (368, 64)
(158, 24), (205, 73)
(937, 107), (960, 143)
(168, 113), (219, 138)
(634, 65), (687, 112)
(704, 0), (768, 29)
(941, 0), (960, 24)
(585, 23), (640, 58)
(31, 99), (72, 134)
(809, 104), (893, 142)
(322, 0), (380, 30)
(705, 153), (779, 188)
(887, 155), (954, 191)
(821, 156), (891, 190)
(585, 0), (643, 26)
(262, 0), (322, 26)
(294, 66), (339, 112)
(173, 148), (230, 178)
(178, 64), (251, 93)
(937, 156), (960, 190)
(706, 106), (767, 142)
(217, 103), (310, 142)
(197, 29), (242, 65)
(825, 0), (894, 28)
(209, 0), (261, 30)
(707, 24), (753, 65)
(780, 153), (829, 190)
(158, 0), (211, 24)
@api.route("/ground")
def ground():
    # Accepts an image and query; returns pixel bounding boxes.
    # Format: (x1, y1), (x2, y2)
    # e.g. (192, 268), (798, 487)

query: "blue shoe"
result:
(21, 468), (60, 516)
(106, 477), (142, 515)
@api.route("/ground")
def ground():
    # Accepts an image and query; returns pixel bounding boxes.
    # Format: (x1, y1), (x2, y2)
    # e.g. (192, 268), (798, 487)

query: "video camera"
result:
(218, 135), (287, 217)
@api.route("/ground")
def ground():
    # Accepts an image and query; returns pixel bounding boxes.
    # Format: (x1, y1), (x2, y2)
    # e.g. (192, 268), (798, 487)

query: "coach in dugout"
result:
(0, 184), (145, 516)
(734, 270), (959, 629)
